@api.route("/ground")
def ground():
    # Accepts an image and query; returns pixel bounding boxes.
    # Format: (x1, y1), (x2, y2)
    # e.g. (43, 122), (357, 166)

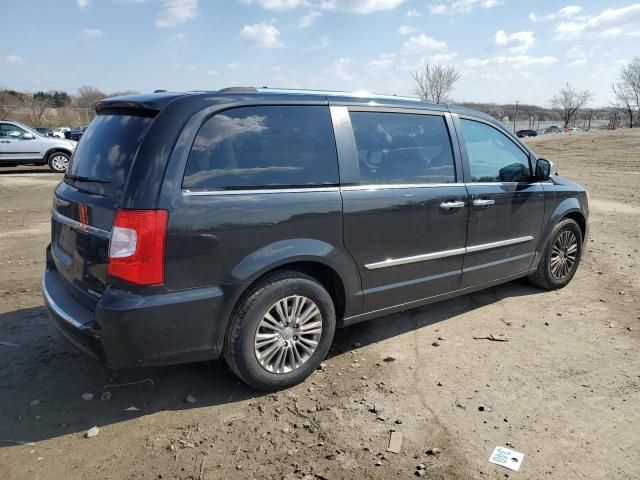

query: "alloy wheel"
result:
(51, 155), (69, 172)
(254, 295), (322, 374)
(550, 230), (578, 280)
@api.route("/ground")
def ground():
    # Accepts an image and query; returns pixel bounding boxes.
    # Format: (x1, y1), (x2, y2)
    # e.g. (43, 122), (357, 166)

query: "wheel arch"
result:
(45, 147), (73, 161)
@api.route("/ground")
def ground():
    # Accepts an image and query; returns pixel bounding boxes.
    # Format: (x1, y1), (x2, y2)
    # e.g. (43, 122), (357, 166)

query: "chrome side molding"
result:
(364, 236), (534, 270)
(365, 247), (467, 270)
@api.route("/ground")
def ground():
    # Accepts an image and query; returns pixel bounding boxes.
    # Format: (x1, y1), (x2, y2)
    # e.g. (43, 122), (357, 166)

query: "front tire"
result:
(224, 270), (336, 391)
(47, 152), (70, 173)
(528, 218), (583, 290)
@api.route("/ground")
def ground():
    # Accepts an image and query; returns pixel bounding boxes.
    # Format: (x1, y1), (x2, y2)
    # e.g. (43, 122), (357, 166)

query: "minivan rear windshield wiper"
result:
(65, 174), (111, 184)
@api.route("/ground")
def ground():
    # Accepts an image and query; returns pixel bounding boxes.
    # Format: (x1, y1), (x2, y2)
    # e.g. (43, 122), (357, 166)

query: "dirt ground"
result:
(1, 129), (639, 480)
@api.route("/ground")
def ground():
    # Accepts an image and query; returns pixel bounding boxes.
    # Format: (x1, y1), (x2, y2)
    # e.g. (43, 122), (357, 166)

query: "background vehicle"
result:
(544, 125), (563, 134)
(43, 89), (589, 390)
(516, 129), (538, 138)
(0, 120), (76, 172)
(565, 127), (583, 133)
(35, 127), (53, 136)
(66, 126), (86, 141)
(52, 127), (70, 138)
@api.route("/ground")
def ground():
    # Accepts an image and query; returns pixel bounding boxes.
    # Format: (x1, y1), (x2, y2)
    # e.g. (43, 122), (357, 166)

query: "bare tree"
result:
(611, 82), (635, 128)
(411, 63), (460, 104)
(550, 83), (593, 128)
(74, 85), (107, 109)
(25, 94), (52, 126)
(612, 57), (640, 128)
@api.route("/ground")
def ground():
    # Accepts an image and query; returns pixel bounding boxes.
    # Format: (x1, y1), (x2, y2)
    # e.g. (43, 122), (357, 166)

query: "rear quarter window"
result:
(182, 106), (338, 191)
(66, 114), (153, 198)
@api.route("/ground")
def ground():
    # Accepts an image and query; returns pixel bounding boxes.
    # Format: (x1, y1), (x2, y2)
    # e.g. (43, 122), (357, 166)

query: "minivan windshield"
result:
(65, 113), (153, 198)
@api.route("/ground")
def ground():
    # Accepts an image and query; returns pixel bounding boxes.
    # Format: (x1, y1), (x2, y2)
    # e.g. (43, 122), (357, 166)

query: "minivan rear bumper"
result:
(43, 259), (243, 368)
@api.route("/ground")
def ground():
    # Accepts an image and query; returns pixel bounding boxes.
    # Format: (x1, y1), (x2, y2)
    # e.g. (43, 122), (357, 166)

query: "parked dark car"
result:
(35, 127), (54, 137)
(65, 126), (86, 141)
(545, 125), (563, 134)
(43, 88), (589, 390)
(516, 129), (538, 138)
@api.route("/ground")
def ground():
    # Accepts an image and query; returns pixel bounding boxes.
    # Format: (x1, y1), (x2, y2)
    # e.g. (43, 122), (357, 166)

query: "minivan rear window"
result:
(182, 106), (338, 191)
(65, 114), (153, 198)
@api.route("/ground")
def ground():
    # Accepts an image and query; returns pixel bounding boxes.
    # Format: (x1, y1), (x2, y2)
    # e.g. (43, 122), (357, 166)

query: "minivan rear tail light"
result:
(108, 209), (168, 285)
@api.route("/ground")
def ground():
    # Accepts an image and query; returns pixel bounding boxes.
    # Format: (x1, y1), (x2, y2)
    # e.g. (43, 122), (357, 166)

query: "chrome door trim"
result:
(465, 235), (534, 253)
(364, 235), (534, 270)
(51, 209), (111, 239)
(341, 183), (465, 192)
(365, 247), (466, 270)
(182, 186), (340, 196)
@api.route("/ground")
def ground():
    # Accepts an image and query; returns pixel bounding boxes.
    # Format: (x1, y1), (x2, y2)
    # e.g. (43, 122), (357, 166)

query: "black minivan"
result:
(43, 88), (588, 390)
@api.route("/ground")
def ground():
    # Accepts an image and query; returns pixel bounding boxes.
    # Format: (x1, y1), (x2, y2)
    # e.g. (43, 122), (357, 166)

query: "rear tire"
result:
(528, 218), (583, 290)
(47, 152), (70, 173)
(224, 270), (336, 391)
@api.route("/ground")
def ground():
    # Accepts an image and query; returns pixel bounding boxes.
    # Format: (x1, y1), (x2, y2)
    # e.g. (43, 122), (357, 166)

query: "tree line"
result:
(412, 57), (640, 130)
(0, 86), (136, 127)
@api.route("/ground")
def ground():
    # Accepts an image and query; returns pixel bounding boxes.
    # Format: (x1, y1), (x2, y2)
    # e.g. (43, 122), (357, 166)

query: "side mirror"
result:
(535, 158), (553, 181)
(20, 133), (35, 140)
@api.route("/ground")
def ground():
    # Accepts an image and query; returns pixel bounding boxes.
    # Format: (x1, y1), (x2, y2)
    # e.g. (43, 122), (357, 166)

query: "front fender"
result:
(230, 238), (363, 317)
(533, 194), (588, 268)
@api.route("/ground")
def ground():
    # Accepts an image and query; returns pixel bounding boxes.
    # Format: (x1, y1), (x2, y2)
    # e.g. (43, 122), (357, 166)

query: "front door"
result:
(0, 123), (41, 162)
(455, 116), (545, 288)
(339, 108), (469, 313)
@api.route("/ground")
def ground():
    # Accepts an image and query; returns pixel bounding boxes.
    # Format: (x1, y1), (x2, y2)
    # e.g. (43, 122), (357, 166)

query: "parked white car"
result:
(0, 121), (76, 172)
(52, 127), (70, 139)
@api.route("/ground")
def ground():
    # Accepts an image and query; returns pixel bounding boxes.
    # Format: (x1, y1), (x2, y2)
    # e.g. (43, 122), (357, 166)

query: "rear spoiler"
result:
(94, 100), (159, 118)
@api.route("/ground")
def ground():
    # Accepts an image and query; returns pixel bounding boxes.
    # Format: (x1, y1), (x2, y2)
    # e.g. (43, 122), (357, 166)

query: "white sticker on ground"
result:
(489, 446), (525, 472)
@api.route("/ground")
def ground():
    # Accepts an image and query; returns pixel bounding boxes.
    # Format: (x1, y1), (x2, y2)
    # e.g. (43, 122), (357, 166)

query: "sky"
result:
(1, 0), (639, 106)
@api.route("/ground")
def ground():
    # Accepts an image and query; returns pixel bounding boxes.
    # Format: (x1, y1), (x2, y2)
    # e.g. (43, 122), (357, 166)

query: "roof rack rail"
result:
(257, 87), (420, 102)
(217, 86), (259, 93)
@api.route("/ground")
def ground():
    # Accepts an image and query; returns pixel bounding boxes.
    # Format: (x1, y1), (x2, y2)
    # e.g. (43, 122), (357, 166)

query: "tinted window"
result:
(183, 106), (338, 190)
(460, 119), (531, 182)
(0, 123), (26, 138)
(66, 114), (153, 198)
(349, 111), (455, 185)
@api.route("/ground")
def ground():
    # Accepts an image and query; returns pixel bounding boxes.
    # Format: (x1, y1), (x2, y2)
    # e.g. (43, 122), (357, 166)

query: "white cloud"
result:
(555, 4), (640, 39)
(428, 0), (502, 15)
(240, 22), (283, 47)
(227, 61), (242, 70)
(398, 25), (416, 35)
(529, 5), (582, 22)
(427, 52), (458, 63)
(329, 57), (353, 80)
(5, 55), (24, 64)
(321, 0), (405, 13)
(77, 0), (91, 9)
(241, 0), (303, 9)
(242, 0), (405, 13)
(407, 8), (420, 17)
(495, 30), (535, 53)
(464, 55), (558, 68)
(367, 52), (397, 70)
(79, 28), (103, 40)
(207, 69), (219, 75)
(298, 10), (321, 27)
(307, 34), (329, 49)
(156, 0), (198, 28)
(403, 34), (447, 52)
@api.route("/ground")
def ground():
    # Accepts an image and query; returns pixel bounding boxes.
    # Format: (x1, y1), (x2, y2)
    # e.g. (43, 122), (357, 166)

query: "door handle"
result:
(473, 199), (495, 207)
(440, 200), (465, 210)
